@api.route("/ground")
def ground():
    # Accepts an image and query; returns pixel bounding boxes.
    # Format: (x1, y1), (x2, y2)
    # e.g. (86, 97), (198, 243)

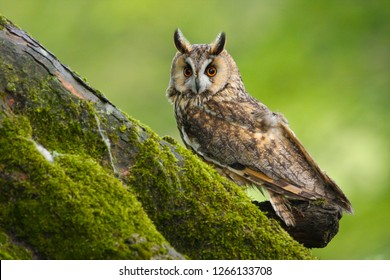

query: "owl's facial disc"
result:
(184, 58), (214, 94)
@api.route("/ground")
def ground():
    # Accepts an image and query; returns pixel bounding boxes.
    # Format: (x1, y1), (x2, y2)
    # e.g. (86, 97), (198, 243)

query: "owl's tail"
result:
(267, 190), (295, 227)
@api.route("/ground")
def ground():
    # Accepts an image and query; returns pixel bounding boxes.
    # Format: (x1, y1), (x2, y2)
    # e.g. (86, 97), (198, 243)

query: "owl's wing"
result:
(180, 96), (352, 215)
(229, 115), (353, 213)
(276, 121), (353, 212)
(196, 98), (352, 213)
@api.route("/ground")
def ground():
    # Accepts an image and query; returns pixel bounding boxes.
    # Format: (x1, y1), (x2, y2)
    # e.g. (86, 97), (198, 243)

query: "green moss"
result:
(0, 51), (111, 167)
(0, 230), (33, 259)
(119, 124), (127, 132)
(0, 115), (32, 138)
(162, 135), (179, 145)
(0, 14), (8, 30)
(0, 116), (182, 259)
(74, 71), (89, 83)
(6, 82), (16, 93)
(25, 78), (106, 157)
(128, 133), (314, 259)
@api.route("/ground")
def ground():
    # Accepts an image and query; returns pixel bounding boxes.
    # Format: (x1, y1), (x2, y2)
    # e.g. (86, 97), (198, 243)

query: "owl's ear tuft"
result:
(174, 29), (191, 54)
(210, 32), (226, 55)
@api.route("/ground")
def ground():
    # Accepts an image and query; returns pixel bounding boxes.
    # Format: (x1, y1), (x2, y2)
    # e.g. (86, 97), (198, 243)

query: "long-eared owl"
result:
(166, 29), (352, 226)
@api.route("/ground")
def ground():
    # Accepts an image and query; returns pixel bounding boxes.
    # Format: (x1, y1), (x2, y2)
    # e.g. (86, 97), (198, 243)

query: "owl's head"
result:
(167, 29), (241, 102)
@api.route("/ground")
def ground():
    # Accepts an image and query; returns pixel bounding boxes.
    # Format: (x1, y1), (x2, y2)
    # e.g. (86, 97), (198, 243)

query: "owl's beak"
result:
(195, 78), (201, 93)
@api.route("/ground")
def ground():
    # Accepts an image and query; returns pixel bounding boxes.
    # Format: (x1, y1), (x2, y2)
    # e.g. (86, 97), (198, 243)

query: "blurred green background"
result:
(2, 0), (389, 259)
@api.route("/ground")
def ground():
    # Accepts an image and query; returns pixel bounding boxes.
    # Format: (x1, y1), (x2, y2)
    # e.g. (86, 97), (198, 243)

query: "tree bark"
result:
(0, 15), (328, 259)
(254, 201), (341, 248)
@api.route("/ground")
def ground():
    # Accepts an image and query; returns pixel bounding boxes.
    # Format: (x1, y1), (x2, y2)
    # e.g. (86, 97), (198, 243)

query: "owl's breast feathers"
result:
(175, 91), (353, 215)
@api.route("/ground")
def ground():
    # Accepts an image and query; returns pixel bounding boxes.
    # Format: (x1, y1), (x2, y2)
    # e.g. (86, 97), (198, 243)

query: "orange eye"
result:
(183, 66), (193, 77)
(206, 66), (217, 77)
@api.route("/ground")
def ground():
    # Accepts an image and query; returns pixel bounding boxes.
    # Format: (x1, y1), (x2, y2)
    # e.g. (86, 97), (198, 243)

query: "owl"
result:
(166, 29), (352, 226)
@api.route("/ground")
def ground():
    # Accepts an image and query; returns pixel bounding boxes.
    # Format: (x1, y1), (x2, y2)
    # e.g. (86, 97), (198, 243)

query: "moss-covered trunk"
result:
(0, 15), (314, 259)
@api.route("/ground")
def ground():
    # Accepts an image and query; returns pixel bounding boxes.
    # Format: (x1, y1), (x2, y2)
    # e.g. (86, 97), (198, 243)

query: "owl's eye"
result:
(206, 66), (217, 77)
(183, 67), (193, 77)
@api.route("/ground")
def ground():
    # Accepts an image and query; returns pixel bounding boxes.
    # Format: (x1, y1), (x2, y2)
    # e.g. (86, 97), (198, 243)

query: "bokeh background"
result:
(2, 0), (389, 259)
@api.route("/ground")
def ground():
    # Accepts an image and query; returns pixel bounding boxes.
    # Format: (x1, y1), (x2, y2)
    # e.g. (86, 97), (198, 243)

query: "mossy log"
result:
(0, 15), (315, 259)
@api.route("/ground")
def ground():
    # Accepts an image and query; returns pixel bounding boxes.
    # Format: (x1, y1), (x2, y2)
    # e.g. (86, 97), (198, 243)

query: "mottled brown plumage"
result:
(166, 29), (352, 226)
